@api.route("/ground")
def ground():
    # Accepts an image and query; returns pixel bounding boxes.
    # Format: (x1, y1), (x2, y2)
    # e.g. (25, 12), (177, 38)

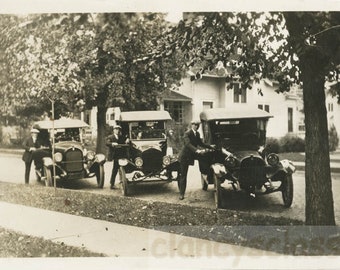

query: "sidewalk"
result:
(0, 202), (278, 259)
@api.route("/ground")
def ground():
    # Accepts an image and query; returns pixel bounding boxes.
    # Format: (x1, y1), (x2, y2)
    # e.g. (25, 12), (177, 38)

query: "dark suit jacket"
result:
(106, 134), (126, 161)
(22, 136), (41, 162)
(179, 129), (211, 165)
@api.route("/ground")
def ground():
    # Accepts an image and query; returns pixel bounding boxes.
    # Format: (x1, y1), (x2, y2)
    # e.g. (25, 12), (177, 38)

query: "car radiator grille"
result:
(64, 149), (83, 172)
(141, 148), (163, 174)
(238, 157), (266, 186)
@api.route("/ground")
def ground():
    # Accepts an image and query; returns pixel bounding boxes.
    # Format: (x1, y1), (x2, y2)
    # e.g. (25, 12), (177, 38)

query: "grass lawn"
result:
(278, 152), (305, 162)
(279, 151), (340, 163)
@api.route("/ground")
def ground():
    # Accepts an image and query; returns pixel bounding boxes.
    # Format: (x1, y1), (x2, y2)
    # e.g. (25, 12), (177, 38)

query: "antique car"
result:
(198, 107), (295, 208)
(115, 110), (180, 196)
(32, 118), (106, 188)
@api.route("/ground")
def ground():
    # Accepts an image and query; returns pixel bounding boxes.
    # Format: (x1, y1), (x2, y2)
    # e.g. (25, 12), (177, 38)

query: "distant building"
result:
(159, 65), (302, 138)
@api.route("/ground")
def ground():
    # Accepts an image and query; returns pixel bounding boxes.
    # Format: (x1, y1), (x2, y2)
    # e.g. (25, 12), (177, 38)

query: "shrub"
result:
(265, 137), (280, 153)
(329, 124), (339, 152)
(279, 134), (305, 153)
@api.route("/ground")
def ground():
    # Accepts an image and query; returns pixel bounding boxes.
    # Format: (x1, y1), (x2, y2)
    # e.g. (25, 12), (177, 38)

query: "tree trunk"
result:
(96, 105), (107, 155)
(300, 52), (335, 225)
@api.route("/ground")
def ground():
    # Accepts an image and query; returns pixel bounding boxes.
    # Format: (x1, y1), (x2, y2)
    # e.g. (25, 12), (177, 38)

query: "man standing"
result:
(178, 120), (213, 200)
(22, 128), (41, 184)
(106, 125), (129, 189)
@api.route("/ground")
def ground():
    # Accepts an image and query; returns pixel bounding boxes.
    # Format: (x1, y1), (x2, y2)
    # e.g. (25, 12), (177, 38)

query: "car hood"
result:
(231, 150), (262, 161)
(131, 140), (164, 152)
(54, 141), (83, 152)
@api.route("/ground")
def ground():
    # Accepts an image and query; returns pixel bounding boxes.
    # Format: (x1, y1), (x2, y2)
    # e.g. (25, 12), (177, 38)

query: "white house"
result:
(325, 84), (340, 138)
(160, 68), (302, 138)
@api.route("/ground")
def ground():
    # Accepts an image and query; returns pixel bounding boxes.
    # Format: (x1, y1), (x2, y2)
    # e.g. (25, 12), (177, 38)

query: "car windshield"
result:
(54, 128), (81, 142)
(129, 121), (166, 140)
(210, 119), (267, 150)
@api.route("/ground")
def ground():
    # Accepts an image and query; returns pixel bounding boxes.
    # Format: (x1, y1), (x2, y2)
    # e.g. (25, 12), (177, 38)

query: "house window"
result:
(298, 124), (305, 132)
(328, 103), (333, 112)
(164, 101), (183, 123)
(288, 107), (293, 132)
(258, 104), (270, 113)
(233, 83), (247, 103)
(203, 101), (213, 110)
(110, 114), (115, 120)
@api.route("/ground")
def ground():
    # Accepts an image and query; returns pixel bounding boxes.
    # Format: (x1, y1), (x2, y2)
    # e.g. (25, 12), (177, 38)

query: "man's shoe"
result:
(179, 194), (184, 200)
(110, 185), (116, 190)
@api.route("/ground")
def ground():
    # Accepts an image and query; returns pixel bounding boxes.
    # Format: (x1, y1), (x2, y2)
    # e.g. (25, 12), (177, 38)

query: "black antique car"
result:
(115, 110), (179, 196)
(198, 107), (295, 208)
(32, 118), (106, 188)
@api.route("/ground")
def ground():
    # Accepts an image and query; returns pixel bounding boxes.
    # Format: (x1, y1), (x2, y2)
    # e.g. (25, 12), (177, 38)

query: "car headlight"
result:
(225, 156), (237, 168)
(54, 152), (63, 163)
(135, 157), (143, 167)
(162, 156), (171, 166)
(267, 153), (279, 166)
(86, 151), (95, 161)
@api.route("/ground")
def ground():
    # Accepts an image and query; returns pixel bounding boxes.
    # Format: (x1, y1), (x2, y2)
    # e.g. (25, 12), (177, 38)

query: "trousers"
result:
(110, 159), (119, 185)
(24, 160), (33, 184)
(178, 161), (190, 196)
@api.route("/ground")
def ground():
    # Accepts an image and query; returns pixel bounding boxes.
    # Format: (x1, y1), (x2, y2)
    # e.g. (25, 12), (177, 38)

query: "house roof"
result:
(200, 107), (273, 121)
(161, 90), (192, 102)
(119, 110), (172, 122)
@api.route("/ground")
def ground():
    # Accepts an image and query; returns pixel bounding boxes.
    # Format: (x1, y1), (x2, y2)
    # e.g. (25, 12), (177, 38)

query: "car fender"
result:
(42, 157), (64, 174)
(95, 153), (106, 165)
(163, 158), (180, 170)
(280, 159), (296, 174)
(211, 163), (226, 177)
(267, 159), (295, 180)
(42, 157), (53, 168)
(118, 158), (137, 168)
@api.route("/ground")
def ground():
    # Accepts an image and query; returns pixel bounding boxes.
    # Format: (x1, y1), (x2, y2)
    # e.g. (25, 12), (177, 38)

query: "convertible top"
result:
(119, 110), (172, 122)
(33, 118), (89, 129)
(200, 107), (273, 121)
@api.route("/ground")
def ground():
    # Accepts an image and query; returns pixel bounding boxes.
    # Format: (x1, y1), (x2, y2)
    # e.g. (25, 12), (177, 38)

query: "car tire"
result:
(281, 174), (293, 208)
(213, 173), (222, 208)
(96, 164), (105, 188)
(119, 167), (129, 196)
(44, 166), (53, 187)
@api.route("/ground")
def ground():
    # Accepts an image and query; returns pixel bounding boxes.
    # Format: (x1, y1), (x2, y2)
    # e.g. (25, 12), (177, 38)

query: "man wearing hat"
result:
(106, 125), (129, 189)
(22, 128), (41, 184)
(178, 120), (214, 200)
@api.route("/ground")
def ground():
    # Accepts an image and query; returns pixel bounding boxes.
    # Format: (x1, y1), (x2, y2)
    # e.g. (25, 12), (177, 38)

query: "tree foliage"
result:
(62, 13), (183, 152)
(0, 13), (183, 152)
(0, 14), (83, 121)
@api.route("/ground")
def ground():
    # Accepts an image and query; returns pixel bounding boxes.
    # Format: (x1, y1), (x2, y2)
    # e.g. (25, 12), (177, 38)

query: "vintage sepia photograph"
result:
(0, 0), (339, 269)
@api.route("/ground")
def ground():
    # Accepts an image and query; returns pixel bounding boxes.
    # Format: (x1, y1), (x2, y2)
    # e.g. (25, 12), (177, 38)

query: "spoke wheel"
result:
(119, 167), (129, 196)
(281, 174), (293, 208)
(213, 173), (222, 208)
(44, 166), (53, 187)
(35, 170), (42, 182)
(96, 164), (105, 188)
